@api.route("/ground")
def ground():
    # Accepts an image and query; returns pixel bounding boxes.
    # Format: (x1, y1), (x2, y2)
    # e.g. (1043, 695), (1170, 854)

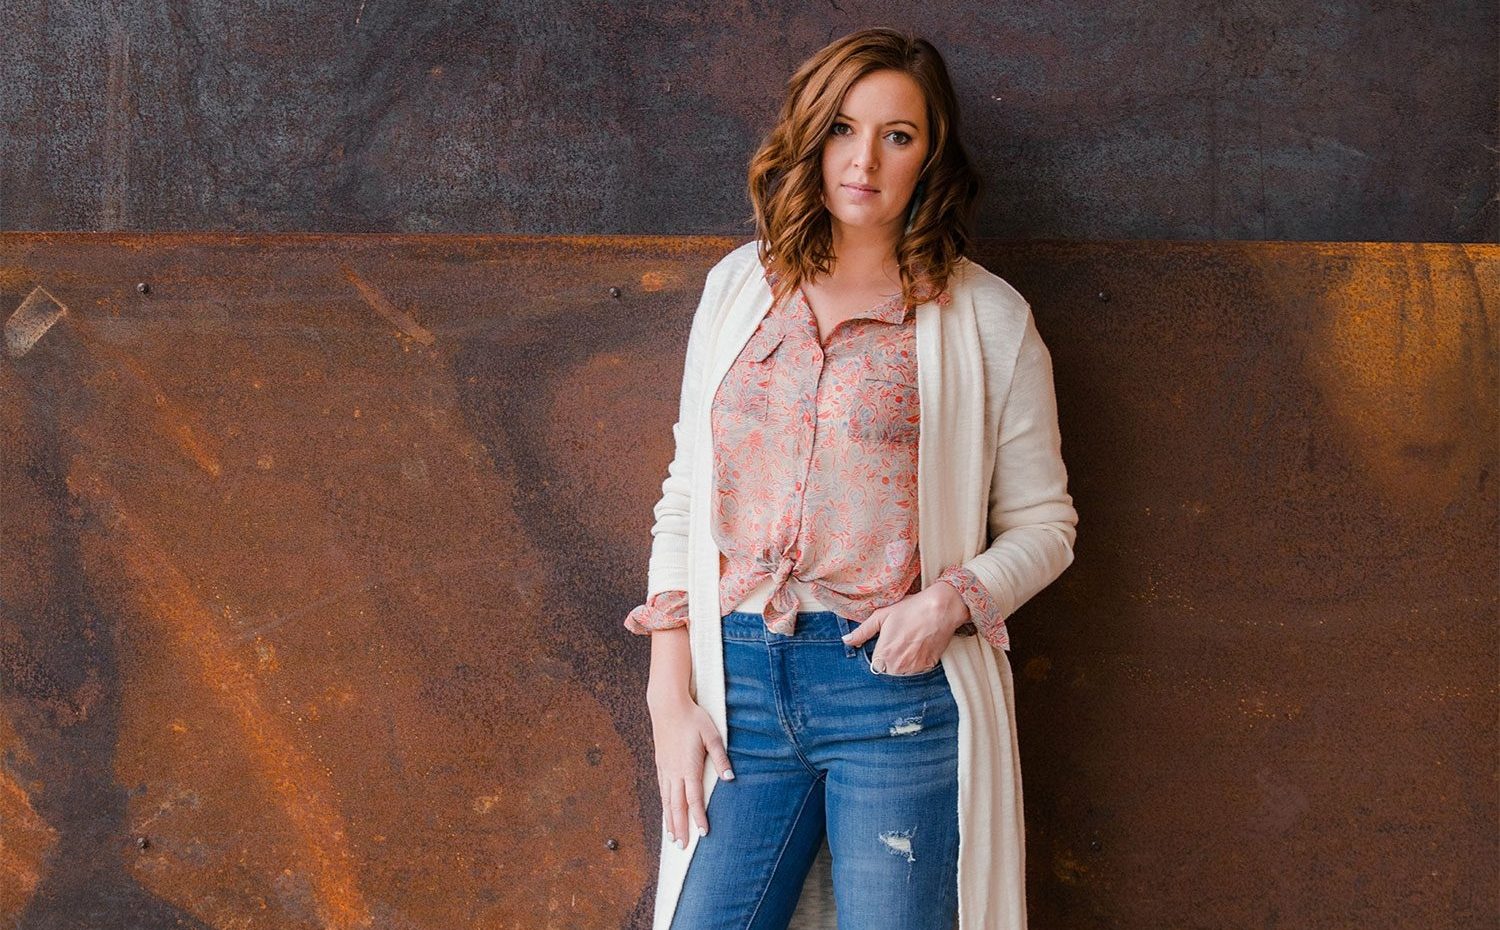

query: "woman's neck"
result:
(826, 221), (902, 288)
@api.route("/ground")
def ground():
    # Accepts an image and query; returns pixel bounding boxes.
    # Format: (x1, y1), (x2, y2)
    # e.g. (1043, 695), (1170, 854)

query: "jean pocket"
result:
(859, 636), (944, 680)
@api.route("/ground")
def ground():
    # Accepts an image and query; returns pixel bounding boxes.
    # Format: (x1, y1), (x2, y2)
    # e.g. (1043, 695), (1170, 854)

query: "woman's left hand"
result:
(841, 581), (971, 674)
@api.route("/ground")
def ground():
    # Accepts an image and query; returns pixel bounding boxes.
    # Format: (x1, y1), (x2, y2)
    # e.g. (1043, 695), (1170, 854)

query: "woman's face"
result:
(820, 68), (931, 240)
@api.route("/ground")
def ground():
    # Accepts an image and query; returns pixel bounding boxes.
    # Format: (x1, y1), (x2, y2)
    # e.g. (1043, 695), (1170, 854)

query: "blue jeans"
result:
(669, 610), (960, 930)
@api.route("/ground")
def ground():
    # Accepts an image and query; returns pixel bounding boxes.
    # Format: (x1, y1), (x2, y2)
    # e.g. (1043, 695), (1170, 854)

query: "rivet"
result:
(1096, 290), (1109, 302)
(137, 282), (151, 295)
(608, 286), (621, 299)
(136, 835), (150, 849)
(605, 837), (619, 850)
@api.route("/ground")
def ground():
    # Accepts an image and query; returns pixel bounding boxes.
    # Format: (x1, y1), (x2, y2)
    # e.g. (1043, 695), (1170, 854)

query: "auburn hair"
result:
(746, 27), (983, 310)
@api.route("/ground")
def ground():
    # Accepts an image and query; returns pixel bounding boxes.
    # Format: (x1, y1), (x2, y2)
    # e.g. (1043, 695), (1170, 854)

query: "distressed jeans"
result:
(669, 609), (960, 930)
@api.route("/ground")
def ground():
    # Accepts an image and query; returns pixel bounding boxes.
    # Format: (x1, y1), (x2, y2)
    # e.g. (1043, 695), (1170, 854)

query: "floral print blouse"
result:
(624, 274), (1007, 650)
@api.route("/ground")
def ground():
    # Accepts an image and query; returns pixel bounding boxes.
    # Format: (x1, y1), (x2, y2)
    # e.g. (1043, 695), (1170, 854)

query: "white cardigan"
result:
(643, 240), (1078, 929)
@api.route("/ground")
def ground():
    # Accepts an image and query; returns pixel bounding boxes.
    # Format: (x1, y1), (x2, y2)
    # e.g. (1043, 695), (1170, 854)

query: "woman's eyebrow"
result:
(834, 111), (919, 130)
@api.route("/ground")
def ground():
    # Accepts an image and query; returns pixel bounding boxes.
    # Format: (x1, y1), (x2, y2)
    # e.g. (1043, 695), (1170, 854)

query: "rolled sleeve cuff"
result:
(934, 565), (1009, 651)
(623, 589), (690, 635)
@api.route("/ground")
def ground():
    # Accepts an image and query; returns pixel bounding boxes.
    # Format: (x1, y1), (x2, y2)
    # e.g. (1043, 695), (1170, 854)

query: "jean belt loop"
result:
(839, 614), (858, 658)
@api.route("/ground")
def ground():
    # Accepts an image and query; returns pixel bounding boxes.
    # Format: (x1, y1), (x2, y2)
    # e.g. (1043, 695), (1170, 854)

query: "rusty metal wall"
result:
(0, 3), (1494, 241)
(0, 234), (1493, 928)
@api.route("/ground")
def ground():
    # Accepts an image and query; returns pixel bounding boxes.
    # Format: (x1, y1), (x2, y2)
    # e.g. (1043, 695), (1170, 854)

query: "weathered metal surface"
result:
(0, 3), (1494, 241)
(0, 235), (1494, 929)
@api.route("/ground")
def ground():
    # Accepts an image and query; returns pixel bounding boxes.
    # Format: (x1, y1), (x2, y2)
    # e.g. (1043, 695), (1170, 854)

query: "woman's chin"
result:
(828, 208), (897, 232)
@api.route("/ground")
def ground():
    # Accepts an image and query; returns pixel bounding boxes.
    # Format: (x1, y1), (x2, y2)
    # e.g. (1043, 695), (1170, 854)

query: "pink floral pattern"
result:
(622, 588), (690, 634)
(625, 275), (1008, 648)
(934, 564), (1007, 650)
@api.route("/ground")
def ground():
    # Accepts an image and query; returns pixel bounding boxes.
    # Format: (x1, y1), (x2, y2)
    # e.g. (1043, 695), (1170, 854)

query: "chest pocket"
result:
(848, 347), (920, 446)
(716, 323), (786, 422)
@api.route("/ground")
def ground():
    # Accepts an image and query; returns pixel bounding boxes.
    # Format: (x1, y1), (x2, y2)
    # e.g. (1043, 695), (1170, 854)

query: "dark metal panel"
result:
(0, 3), (1493, 241)
(1008, 239), (1498, 927)
(0, 234), (1494, 929)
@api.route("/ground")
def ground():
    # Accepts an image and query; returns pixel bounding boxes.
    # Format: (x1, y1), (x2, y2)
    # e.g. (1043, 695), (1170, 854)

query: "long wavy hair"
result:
(747, 27), (983, 310)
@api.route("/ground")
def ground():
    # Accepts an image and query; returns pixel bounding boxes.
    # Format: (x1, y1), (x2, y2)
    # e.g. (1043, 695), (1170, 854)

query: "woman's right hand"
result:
(650, 694), (735, 848)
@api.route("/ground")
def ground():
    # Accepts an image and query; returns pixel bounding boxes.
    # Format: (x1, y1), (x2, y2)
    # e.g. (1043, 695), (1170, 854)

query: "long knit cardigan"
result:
(643, 239), (1079, 929)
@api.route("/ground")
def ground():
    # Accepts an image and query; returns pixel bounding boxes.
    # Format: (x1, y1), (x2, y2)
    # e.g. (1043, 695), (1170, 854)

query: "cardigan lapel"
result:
(914, 258), (1028, 929)
(698, 266), (776, 434)
(651, 253), (776, 929)
(915, 257), (991, 582)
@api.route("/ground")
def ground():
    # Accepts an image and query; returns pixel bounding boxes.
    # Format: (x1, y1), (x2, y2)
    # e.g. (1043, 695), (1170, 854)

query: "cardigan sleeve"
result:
(627, 249), (740, 629)
(950, 309), (1078, 649)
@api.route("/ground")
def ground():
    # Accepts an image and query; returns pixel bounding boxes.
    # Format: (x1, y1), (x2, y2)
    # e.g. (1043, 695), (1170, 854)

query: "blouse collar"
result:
(765, 269), (914, 327)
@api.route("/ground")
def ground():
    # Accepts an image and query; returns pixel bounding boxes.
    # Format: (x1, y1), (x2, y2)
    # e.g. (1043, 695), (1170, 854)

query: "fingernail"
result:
(696, 824), (707, 837)
(675, 837), (685, 849)
(841, 634), (852, 642)
(723, 769), (735, 780)
(666, 831), (675, 842)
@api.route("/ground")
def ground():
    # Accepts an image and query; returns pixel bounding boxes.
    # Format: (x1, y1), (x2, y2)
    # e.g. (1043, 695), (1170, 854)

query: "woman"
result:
(624, 27), (1078, 930)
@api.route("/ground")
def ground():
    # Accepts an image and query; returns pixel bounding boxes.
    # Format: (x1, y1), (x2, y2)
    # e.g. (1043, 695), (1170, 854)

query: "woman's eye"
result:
(828, 123), (912, 145)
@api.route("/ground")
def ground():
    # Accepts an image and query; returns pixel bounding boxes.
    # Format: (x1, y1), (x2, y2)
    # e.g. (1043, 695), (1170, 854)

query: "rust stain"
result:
(61, 310), (223, 478)
(1309, 244), (1491, 510)
(638, 269), (684, 293)
(1022, 654), (1052, 682)
(0, 237), (654, 925)
(64, 461), (373, 930)
(1051, 844), (1090, 885)
(340, 264), (436, 345)
(0, 709), (58, 914)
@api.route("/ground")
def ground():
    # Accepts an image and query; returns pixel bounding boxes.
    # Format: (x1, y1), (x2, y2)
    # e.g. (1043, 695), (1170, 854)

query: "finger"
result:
(701, 727), (735, 781)
(669, 778), (687, 849)
(841, 614), (882, 647)
(657, 770), (674, 838)
(685, 777), (709, 837)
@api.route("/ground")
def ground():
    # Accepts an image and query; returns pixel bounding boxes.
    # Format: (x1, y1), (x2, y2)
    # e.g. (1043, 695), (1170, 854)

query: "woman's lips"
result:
(842, 184), (878, 202)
